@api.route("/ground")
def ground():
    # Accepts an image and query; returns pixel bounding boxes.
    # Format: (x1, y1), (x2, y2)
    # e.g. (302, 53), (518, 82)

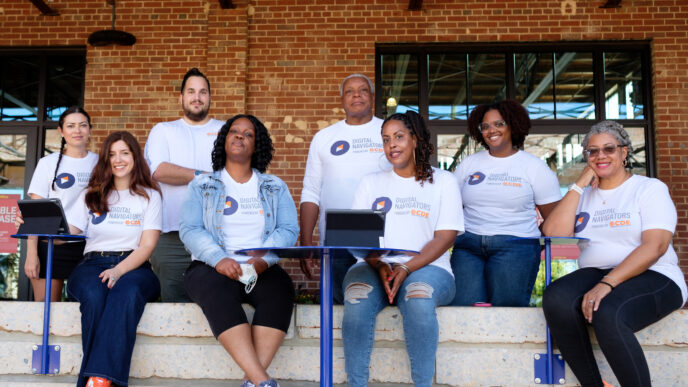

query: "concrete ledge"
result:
(1, 302), (686, 385)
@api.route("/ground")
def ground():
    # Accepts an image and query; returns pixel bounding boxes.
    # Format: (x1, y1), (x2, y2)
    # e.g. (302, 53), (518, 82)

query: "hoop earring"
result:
(623, 158), (628, 167)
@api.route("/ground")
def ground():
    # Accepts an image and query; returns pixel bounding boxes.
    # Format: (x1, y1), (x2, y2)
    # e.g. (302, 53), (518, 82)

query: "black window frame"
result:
(375, 41), (655, 176)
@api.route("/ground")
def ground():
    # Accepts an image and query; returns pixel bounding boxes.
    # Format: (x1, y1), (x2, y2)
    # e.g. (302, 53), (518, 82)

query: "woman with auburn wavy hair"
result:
(65, 131), (162, 387)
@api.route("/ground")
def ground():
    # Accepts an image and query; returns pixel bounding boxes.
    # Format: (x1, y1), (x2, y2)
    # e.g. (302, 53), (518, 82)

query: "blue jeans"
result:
(450, 231), (541, 306)
(332, 249), (357, 304)
(543, 267), (682, 387)
(342, 263), (455, 387)
(67, 254), (160, 387)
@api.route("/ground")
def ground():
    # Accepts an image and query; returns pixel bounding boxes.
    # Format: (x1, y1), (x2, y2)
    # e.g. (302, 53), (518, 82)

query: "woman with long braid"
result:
(342, 111), (464, 387)
(25, 106), (98, 301)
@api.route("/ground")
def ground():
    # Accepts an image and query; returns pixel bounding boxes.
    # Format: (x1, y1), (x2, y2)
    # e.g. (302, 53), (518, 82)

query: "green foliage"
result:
(530, 259), (578, 307)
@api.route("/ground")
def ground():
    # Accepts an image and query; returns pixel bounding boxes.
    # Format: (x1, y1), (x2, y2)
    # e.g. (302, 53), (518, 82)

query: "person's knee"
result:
(542, 284), (572, 316)
(344, 282), (374, 304)
(404, 282), (434, 300)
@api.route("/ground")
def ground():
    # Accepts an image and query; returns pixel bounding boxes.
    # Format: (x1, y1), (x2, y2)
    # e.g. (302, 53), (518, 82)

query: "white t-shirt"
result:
(301, 117), (390, 243)
(69, 188), (162, 254)
(454, 150), (561, 237)
(574, 175), (687, 305)
(144, 118), (224, 232)
(28, 152), (98, 220)
(219, 170), (265, 263)
(351, 168), (464, 275)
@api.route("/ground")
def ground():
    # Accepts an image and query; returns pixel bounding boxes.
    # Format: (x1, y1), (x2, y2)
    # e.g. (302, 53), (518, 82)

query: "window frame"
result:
(375, 41), (655, 176)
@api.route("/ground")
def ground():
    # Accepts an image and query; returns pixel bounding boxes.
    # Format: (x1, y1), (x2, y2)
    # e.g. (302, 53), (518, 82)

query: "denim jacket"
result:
(179, 169), (298, 268)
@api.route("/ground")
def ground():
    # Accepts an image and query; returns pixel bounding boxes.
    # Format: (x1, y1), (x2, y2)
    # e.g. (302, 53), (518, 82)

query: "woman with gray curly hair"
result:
(541, 120), (687, 386)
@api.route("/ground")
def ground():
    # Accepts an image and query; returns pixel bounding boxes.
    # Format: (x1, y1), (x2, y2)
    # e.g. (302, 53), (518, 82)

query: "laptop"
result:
(16, 198), (71, 235)
(324, 209), (386, 248)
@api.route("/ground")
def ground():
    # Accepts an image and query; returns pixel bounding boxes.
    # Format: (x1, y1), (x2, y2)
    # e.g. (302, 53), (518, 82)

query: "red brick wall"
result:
(3, 0), (688, 290)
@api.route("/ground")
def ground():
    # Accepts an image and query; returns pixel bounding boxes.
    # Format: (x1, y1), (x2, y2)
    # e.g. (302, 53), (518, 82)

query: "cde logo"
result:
(330, 140), (350, 156)
(55, 173), (76, 189)
(371, 197), (392, 213)
(89, 210), (107, 225)
(223, 196), (239, 215)
(574, 212), (590, 233)
(467, 171), (486, 185)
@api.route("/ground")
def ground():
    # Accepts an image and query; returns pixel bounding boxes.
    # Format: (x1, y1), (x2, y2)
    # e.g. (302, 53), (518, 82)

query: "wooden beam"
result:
(219, 0), (235, 9)
(28, 0), (60, 16)
(408, 0), (423, 10)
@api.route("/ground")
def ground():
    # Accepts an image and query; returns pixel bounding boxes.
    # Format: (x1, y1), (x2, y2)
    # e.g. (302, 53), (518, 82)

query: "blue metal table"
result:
(512, 236), (587, 385)
(12, 233), (87, 375)
(236, 246), (417, 387)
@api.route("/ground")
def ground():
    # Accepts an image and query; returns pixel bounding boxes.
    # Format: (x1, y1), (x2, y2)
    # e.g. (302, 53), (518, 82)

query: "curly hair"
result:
(467, 99), (531, 149)
(85, 131), (161, 214)
(582, 120), (633, 169)
(212, 114), (274, 173)
(382, 111), (434, 185)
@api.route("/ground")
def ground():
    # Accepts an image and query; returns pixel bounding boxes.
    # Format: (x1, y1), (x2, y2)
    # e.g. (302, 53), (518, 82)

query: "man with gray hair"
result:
(300, 73), (389, 303)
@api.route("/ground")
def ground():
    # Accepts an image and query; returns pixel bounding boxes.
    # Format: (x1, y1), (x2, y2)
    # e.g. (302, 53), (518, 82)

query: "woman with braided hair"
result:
(25, 106), (98, 301)
(342, 110), (464, 387)
(450, 99), (562, 307)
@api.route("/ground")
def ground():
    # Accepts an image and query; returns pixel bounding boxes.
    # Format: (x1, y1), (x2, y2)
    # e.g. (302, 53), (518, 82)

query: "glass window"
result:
(468, 53), (506, 114)
(604, 52), (644, 119)
(428, 54), (468, 120)
(554, 52), (594, 119)
(0, 56), (41, 121)
(45, 55), (86, 121)
(380, 54), (419, 117)
(515, 53), (555, 119)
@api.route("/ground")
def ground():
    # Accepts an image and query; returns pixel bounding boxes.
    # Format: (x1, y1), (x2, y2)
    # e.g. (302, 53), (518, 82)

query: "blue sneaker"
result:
(257, 379), (279, 387)
(240, 380), (255, 387)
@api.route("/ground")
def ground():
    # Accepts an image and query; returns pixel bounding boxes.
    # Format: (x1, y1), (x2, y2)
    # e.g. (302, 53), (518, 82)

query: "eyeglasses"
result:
(478, 120), (506, 132)
(585, 144), (624, 158)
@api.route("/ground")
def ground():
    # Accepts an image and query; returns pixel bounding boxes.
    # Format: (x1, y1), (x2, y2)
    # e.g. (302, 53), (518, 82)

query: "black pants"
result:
(542, 267), (682, 387)
(184, 261), (295, 337)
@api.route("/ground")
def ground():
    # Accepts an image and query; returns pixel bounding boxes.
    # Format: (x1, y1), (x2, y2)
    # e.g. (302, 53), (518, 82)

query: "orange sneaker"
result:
(86, 377), (112, 387)
(602, 381), (614, 387)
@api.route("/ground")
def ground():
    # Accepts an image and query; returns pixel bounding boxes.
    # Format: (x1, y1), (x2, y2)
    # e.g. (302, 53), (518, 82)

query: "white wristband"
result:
(568, 183), (584, 195)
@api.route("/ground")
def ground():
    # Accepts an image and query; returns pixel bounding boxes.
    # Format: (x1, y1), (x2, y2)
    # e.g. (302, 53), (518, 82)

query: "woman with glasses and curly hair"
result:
(450, 99), (562, 307)
(542, 120), (686, 386)
(180, 114), (298, 387)
(342, 110), (464, 387)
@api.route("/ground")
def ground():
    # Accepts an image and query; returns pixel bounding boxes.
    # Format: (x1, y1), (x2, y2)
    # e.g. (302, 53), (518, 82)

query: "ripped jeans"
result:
(342, 262), (455, 387)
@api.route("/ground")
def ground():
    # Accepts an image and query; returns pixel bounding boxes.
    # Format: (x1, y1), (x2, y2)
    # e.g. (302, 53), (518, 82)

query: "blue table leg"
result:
(41, 237), (54, 374)
(534, 237), (565, 384)
(320, 248), (332, 387)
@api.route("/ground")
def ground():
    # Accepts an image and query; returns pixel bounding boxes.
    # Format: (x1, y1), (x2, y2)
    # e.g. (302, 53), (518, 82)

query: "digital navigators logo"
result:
(89, 210), (107, 225)
(371, 197), (392, 213)
(330, 140), (350, 156)
(55, 173), (76, 189)
(574, 212), (590, 233)
(467, 171), (486, 185)
(223, 196), (239, 216)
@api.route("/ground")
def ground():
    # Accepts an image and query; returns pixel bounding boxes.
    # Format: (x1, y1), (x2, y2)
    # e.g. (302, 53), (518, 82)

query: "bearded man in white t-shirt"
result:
(300, 73), (389, 304)
(144, 68), (224, 302)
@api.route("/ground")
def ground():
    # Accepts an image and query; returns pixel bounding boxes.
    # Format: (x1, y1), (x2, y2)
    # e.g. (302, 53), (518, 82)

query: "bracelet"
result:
(394, 263), (411, 274)
(602, 275), (618, 287)
(568, 183), (584, 195)
(599, 281), (615, 290)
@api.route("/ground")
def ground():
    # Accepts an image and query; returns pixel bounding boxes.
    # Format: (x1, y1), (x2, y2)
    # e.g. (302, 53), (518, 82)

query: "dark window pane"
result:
(604, 52), (644, 119)
(428, 54), (468, 120)
(514, 53), (555, 119)
(380, 54), (419, 117)
(45, 55), (86, 121)
(467, 53), (506, 113)
(0, 56), (41, 121)
(554, 52), (595, 119)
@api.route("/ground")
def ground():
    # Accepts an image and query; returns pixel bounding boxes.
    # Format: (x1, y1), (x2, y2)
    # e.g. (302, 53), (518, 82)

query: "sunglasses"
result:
(585, 144), (625, 158)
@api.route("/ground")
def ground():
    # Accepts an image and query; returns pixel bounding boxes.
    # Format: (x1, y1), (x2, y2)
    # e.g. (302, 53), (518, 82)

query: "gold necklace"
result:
(597, 173), (632, 205)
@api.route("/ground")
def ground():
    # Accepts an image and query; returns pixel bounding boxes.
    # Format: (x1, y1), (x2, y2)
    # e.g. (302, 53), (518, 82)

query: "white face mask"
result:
(238, 263), (258, 293)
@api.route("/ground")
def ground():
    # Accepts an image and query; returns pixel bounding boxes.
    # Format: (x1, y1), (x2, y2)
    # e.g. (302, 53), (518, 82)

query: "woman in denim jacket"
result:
(180, 114), (298, 387)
